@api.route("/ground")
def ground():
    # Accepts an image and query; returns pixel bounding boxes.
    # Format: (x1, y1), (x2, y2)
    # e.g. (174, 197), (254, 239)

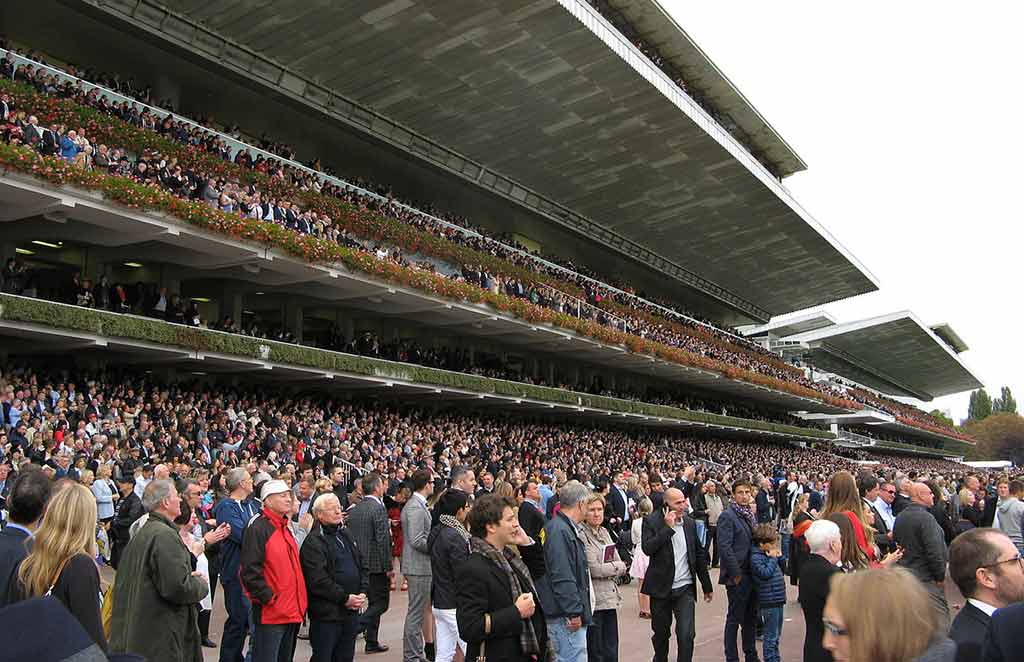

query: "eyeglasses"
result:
(981, 553), (1024, 571)
(822, 619), (849, 637)
(883, 489), (896, 494)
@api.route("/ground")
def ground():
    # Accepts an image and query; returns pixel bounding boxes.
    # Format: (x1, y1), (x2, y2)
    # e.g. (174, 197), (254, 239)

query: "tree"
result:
(992, 386), (1018, 415)
(964, 412), (1024, 464)
(968, 388), (993, 421)
(928, 409), (955, 429)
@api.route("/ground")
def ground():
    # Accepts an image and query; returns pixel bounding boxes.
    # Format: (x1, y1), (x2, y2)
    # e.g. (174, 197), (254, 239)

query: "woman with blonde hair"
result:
(629, 496), (654, 618)
(10, 482), (106, 650)
(788, 492), (815, 585)
(823, 567), (955, 662)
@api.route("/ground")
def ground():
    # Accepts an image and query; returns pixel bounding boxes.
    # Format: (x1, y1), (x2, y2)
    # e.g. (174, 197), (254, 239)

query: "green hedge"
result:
(0, 294), (834, 439)
(871, 439), (963, 457)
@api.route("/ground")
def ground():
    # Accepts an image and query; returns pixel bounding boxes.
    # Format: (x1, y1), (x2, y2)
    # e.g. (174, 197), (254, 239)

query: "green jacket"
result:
(108, 511), (208, 662)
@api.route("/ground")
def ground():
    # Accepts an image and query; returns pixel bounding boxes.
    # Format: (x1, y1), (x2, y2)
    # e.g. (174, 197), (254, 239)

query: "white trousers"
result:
(432, 607), (466, 662)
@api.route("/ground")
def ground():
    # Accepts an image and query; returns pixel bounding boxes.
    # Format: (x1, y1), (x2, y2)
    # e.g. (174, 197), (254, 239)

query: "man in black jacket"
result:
(0, 469), (51, 598)
(948, 528), (1024, 662)
(517, 480), (547, 580)
(301, 493), (367, 662)
(110, 474), (143, 569)
(798, 519), (844, 662)
(983, 601), (1024, 662)
(641, 487), (713, 662)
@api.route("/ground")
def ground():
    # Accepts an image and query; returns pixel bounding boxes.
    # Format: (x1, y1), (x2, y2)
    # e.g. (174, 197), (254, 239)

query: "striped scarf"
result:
(470, 536), (543, 659)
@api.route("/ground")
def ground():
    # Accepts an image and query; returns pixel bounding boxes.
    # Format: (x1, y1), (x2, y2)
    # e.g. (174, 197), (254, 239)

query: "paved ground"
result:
(98, 564), (962, 662)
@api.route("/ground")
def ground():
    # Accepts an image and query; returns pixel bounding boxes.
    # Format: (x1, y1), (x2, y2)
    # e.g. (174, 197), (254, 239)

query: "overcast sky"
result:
(661, 1), (1023, 423)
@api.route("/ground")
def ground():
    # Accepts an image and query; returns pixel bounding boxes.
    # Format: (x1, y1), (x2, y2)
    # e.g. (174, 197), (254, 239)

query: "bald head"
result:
(911, 482), (934, 507)
(664, 487), (687, 514)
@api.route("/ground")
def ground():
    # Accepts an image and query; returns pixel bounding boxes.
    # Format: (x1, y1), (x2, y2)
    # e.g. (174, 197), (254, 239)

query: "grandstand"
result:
(0, 0), (982, 464)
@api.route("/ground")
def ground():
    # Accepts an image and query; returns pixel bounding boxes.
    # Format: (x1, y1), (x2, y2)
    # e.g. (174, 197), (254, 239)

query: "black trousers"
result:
(650, 585), (696, 662)
(706, 526), (719, 566)
(358, 572), (390, 646)
(586, 609), (619, 662)
(310, 614), (359, 662)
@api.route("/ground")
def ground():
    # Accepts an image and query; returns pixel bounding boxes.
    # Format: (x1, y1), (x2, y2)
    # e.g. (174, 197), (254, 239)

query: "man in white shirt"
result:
(872, 480), (897, 531)
(948, 528), (1024, 661)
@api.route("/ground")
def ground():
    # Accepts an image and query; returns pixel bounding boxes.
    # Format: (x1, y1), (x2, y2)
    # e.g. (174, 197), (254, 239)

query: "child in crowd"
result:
(751, 523), (787, 662)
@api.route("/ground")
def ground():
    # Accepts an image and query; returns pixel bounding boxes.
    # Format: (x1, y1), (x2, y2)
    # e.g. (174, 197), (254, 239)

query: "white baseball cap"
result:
(261, 479), (290, 501)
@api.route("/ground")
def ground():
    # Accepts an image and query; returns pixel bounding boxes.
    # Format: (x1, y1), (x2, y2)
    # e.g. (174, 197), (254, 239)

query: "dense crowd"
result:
(1, 358), (1020, 662)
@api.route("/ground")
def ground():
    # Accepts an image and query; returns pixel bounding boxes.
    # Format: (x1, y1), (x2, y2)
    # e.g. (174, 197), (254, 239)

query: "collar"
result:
(413, 492), (427, 505)
(967, 599), (998, 617)
(4, 522), (34, 539)
(262, 507), (290, 527)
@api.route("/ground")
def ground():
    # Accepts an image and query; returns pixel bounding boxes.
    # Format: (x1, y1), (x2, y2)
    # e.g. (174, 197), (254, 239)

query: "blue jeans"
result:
(251, 622), (299, 662)
(310, 615), (358, 662)
(760, 605), (783, 662)
(779, 533), (791, 573)
(724, 576), (759, 662)
(220, 579), (251, 662)
(547, 618), (589, 662)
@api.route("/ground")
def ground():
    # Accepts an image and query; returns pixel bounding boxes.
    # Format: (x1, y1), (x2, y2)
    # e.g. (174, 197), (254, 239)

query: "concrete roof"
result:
(58, 0), (878, 320)
(739, 311), (837, 338)
(784, 311), (983, 401)
(601, 0), (807, 177)
(930, 323), (969, 353)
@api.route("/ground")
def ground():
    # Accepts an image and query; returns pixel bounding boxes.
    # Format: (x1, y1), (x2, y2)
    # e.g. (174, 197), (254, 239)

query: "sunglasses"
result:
(822, 618), (848, 637)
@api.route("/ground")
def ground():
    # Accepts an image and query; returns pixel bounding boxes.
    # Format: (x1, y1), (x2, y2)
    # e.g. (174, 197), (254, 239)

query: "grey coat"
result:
(347, 496), (391, 574)
(894, 503), (947, 583)
(400, 494), (432, 576)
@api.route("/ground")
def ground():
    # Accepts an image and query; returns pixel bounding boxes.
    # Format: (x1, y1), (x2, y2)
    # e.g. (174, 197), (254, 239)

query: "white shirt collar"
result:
(968, 598), (998, 617)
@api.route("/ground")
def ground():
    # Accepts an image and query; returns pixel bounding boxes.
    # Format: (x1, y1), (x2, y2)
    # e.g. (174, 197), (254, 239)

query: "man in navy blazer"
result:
(716, 480), (758, 662)
(641, 488), (713, 662)
(0, 470), (52, 598)
(948, 528), (1024, 662)
(983, 602), (1024, 662)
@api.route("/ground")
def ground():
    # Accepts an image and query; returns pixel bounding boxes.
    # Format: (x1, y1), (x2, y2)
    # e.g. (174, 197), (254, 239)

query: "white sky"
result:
(661, 1), (1023, 422)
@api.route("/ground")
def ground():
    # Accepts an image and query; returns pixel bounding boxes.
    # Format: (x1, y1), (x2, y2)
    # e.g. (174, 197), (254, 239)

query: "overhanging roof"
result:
(739, 311), (837, 338)
(55, 0), (878, 320)
(930, 323), (969, 353)
(783, 311), (983, 401)
(602, 0), (806, 177)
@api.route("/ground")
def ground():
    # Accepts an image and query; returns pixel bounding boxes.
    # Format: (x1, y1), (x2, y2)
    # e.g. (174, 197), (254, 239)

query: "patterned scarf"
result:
(441, 514), (471, 542)
(731, 502), (756, 530)
(470, 536), (543, 659)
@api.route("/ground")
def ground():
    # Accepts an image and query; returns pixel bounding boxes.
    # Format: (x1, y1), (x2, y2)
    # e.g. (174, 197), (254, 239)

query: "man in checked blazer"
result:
(401, 469), (435, 662)
(347, 472), (393, 654)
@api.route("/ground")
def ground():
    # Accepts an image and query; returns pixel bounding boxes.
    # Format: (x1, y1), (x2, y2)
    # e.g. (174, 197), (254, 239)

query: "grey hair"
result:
(805, 519), (841, 554)
(559, 481), (591, 510)
(142, 479), (176, 513)
(225, 467), (249, 492)
(312, 493), (340, 515)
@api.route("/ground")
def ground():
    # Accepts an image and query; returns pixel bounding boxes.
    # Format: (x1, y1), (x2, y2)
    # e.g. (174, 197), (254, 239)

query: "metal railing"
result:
(836, 429), (877, 447)
(536, 283), (629, 333)
(1, 48), (762, 349)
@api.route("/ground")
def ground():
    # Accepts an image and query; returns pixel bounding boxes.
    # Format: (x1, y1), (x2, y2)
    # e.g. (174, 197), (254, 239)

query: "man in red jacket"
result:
(241, 479), (308, 662)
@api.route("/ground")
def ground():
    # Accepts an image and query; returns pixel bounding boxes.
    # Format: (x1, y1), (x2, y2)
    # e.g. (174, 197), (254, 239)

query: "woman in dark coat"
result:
(788, 493), (815, 586)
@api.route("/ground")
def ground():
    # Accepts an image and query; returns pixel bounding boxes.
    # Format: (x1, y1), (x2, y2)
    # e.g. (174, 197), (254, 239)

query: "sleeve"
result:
(410, 505), (431, 555)
(922, 518), (947, 581)
(456, 564), (523, 646)
(717, 514), (741, 579)
(693, 524), (713, 594)
(91, 483), (112, 505)
(586, 534), (621, 578)
(215, 500), (247, 546)
(982, 613), (1005, 662)
(300, 535), (348, 605)
(240, 521), (274, 605)
(63, 555), (107, 651)
(543, 527), (584, 616)
(641, 514), (675, 557)
(151, 533), (208, 605)
(750, 552), (775, 580)
(375, 505), (391, 557)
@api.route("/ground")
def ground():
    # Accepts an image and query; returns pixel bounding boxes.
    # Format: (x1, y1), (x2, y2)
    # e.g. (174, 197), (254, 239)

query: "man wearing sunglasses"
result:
(948, 528), (1024, 662)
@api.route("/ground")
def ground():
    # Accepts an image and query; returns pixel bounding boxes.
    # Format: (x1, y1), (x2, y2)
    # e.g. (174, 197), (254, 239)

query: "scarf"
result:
(731, 502), (756, 530)
(441, 514), (470, 542)
(470, 536), (543, 658)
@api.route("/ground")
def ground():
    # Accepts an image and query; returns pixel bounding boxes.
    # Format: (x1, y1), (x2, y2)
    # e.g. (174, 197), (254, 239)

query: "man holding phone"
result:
(641, 487), (714, 662)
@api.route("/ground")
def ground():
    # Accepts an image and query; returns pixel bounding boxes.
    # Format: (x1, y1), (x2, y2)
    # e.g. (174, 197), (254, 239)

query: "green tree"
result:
(993, 386), (1018, 414)
(928, 409), (955, 428)
(968, 388), (993, 421)
(964, 412), (1024, 464)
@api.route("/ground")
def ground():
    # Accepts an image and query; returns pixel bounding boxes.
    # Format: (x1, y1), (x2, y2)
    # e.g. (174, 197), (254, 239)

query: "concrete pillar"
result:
(154, 74), (182, 113)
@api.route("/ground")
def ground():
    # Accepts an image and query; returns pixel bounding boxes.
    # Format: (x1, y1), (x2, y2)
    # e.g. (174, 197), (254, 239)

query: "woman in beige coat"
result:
(581, 493), (629, 662)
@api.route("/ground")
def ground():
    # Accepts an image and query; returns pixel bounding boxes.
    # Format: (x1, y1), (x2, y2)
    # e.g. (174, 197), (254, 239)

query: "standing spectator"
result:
(894, 482), (950, 625)
(995, 479), (1024, 552)
(8, 483), (105, 650)
(859, 474), (891, 555)
(629, 497), (653, 619)
(110, 474), (143, 569)
(457, 494), (548, 662)
(755, 478), (774, 524)
(750, 524), (785, 662)
(705, 481), (725, 568)
(241, 479), (307, 662)
(429, 489), (472, 662)
(872, 480), (898, 538)
(213, 467), (258, 662)
(717, 479), (758, 662)
(347, 472), (392, 654)
(109, 479), (209, 662)
(641, 487), (714, 662)
(401, 469), (434, 662)
(798, 519), (844, 662)
(0, 469), (51, 598)
(300, 493), (367, 662)
(536, 481), (592, 662)
(822, 568), (955, 662)
(518, 480), (547, 580)
(893, 478), (914, 517)
(581, 493), (628, 662)
(948, 528), (1024, 662)
(91, 463), (117, 524)
(787, 493), (815, 586)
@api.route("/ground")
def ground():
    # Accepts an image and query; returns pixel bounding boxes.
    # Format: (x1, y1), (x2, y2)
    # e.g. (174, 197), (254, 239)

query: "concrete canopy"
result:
(64, 0), (878, 321)
(784, 312), (983, 401)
